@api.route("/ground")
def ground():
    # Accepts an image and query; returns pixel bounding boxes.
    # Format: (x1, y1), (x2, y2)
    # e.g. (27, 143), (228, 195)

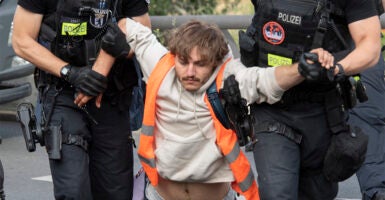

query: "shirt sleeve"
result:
(124, 18), (168, 83)
(18, 0), (54, 14)
(222, 59), (285, 105)
(343, 0), (377, 23)
(117, 0), (149, 19)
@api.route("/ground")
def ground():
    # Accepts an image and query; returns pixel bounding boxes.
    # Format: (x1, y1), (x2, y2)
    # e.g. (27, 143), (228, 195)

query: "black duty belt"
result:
(278, 89), (332, 106)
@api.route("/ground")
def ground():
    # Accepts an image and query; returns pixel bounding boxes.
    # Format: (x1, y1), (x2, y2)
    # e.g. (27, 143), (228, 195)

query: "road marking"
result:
(31, 175), (52, 182)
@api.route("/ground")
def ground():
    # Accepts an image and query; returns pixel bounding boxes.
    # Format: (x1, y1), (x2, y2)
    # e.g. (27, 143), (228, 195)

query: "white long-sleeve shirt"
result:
(125, 18), (285, 183)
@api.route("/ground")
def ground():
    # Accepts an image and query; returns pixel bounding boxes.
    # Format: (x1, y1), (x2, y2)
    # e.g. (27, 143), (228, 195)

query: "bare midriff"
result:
(154, 176), (231, 200)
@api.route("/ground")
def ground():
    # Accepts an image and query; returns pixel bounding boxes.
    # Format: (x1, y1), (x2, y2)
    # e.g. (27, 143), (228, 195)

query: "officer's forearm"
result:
(92, 50), (115, 76)
(274, 64), (304, 91)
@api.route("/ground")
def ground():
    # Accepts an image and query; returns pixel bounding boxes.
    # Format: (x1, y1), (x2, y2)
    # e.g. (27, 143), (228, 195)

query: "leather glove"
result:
(298, 52), (334, 82)
(77, 70), (108, 97)
(220, 75), (245, 124)
(101, 22), (131, 58)
(220, 75), (252, 147)
(63, 65), (108, 96)
(221, 75), (242, 105)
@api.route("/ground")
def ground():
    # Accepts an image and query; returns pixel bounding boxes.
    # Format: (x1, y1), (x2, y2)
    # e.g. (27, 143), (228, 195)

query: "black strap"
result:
(133, 57), (143, 87)
(254, 121), (302, 144)
(62, 134), (89, 151)
(312, 0), (347, 49)
(206, 81), (231, 129)
(311, 0), (330, 49)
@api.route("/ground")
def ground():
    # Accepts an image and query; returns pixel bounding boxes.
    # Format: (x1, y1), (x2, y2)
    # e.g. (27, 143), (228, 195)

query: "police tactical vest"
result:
(41, 0), (118, 66)
(247, 0), (350, 68)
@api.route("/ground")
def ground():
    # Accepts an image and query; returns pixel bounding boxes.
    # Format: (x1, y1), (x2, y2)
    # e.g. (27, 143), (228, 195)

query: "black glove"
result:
(221, 75), (248, 124)
(220, 75), (252, 146)
(298, 52), (334, 82)
(221, 75), (242, 105)
(64, 65), (108, 96)
(101, 22), (131, 58)
(77, 70), (108, 97)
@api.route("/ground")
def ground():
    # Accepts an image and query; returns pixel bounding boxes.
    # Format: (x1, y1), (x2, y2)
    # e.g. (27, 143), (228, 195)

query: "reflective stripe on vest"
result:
(138, 52), (260, 200)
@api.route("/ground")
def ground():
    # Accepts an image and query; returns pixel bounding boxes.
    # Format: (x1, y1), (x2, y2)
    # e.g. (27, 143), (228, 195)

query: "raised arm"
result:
(75, 14), (154, 107)
(226, 48), (334, 104)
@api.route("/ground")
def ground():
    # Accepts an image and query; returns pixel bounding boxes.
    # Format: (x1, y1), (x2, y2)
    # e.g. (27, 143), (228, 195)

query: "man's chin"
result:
(182, 84), (199, 92)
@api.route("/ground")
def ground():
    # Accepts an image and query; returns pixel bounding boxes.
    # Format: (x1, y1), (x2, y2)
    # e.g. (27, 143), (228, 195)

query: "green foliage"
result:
(148, 0), (242, 46)
(149, 0), (240, 15)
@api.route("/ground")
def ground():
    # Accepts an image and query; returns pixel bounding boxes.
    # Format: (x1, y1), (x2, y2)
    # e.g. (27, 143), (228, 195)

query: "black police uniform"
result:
(239, 0), (378, 199)
(349, 55), (385, 200)
(17, 0), (148, 199)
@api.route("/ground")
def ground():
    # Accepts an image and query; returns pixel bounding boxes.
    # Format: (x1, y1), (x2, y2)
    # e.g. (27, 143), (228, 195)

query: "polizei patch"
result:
(89, 0), (111, 28)
(277, 12), (302, 26)
(89, 8), (110, 28)
(262, 21), (285, 45)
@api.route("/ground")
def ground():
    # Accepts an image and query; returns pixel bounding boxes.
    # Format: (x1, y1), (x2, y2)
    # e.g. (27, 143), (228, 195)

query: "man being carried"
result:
(76, 19), (335, 199)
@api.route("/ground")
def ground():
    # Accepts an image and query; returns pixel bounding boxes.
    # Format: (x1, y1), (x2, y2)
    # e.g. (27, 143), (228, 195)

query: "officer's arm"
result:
(75, 14), (151, 107)
(275, 48), (334, 90)
(336, 16), (381, 75)
(91, 13), (151, 77)
(12, 6), (67, 77)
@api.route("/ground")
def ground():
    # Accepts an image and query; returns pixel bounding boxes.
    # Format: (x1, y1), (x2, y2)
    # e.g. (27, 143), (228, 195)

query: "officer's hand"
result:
(66, 66), (108, 96)
(298, 48), (334, 81)
(77, 70), (108, 97)
(221, 75), (242, 105)
(101, 22), (131, 58)
(74, 93), (103, 108)
(66, 65), (91, 86)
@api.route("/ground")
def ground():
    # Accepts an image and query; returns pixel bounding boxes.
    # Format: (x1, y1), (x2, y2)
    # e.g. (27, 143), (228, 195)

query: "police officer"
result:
(239, 0), (381, 199)
(349, 1), (385, 200)
(12, 0), (150, 199)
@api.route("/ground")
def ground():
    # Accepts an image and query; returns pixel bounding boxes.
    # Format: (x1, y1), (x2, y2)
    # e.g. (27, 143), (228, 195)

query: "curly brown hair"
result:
(167, 20), (229, 67)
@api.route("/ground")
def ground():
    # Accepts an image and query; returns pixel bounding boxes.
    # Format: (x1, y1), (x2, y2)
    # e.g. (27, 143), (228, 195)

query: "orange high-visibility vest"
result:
(138, 52), (260, 200)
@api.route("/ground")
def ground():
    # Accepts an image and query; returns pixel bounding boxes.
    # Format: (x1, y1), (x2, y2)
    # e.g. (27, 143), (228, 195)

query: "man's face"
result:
(175, 47), (215, 92)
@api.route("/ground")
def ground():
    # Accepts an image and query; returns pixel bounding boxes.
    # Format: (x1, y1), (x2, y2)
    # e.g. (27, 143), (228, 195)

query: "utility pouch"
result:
(323, 89), (369, 182)
(45, 124), (62, 160)
(239, 30), (257, 67)
(323, 125), (368, 182)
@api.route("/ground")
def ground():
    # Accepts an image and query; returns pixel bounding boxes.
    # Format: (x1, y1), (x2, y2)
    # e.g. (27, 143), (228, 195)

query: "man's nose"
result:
(186, 63), (195, 76)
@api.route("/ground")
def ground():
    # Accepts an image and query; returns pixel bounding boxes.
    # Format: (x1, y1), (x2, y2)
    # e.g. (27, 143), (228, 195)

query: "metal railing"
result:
(150, 15), (253, 58)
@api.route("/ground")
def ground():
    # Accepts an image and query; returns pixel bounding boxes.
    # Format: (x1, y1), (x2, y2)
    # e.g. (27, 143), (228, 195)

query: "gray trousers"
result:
(253, 132), (338, 200)
(251, 102), (338, 200)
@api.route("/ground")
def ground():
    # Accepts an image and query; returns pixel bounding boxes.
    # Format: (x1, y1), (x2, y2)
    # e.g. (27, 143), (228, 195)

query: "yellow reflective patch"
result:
(61, 22), (87, 36)
(267, 53), (292, 67)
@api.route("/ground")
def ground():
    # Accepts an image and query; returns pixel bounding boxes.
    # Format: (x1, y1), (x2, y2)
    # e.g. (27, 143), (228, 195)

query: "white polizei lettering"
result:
(277, 12), (302, 25)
